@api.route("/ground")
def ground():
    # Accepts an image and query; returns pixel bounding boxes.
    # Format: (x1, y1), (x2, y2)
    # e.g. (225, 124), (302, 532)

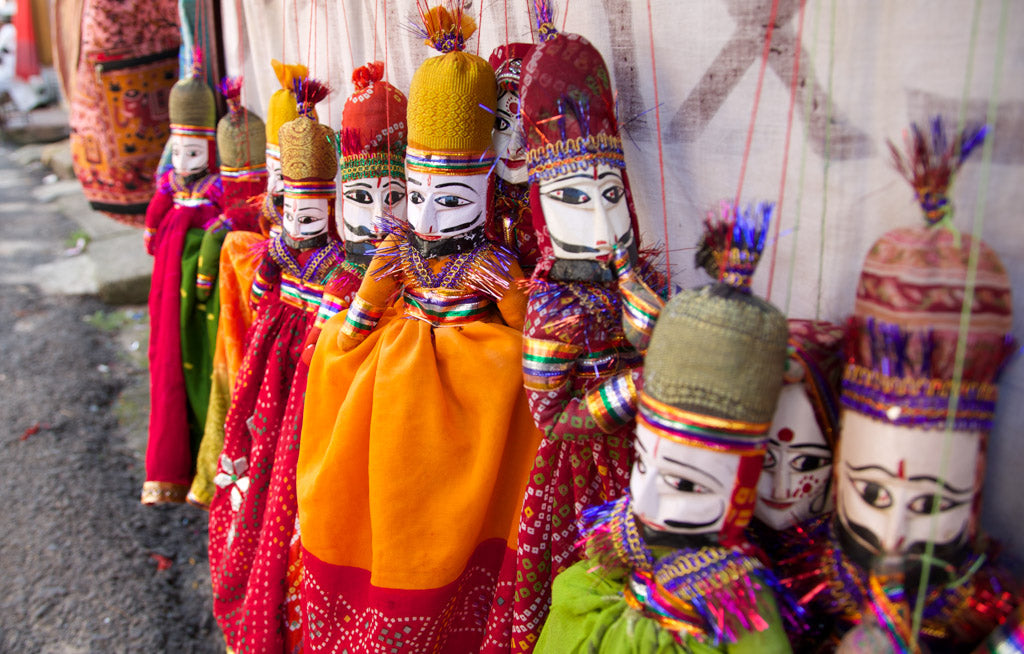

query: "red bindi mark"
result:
(777, 427), (795, 443)
(508, 100), (519, 114)
(898, 459), (906, 480)
(802, 482), (813, 496)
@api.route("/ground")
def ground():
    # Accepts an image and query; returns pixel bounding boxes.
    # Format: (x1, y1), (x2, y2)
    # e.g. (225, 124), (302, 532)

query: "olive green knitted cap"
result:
(644, 284), (788, 423)
(644, 203), (788, 424)
(169, 75), (216, 131)
(217, 107), (266, 168)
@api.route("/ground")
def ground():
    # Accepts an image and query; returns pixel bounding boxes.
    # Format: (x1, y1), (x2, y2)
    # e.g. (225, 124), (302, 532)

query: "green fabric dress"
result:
(534, 497), (793, 654)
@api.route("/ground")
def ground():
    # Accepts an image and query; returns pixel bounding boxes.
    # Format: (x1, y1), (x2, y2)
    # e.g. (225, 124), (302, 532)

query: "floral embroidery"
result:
(213, 454), (250, 512)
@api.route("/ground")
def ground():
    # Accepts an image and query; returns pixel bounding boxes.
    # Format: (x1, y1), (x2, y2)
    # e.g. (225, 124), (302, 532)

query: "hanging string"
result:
(339, 0), (355, 72)
(525, 0), (537, 42)
(643, 0), (672, 291)
(813, 0), (836, 320)
(476, 0), (485, 55)
(504, 0), (509, 49)
(373, 0), (380, 61)
(726, 0), (780, 259)
(306, 0), (315, 77)
(280, 0), (286, 64)
(910, 0), (1009, 643)
(783, 0), (823, 316)
(323, 0), (331, 119)
(765, 0), (807, 301)
(561, 0), (569, 32)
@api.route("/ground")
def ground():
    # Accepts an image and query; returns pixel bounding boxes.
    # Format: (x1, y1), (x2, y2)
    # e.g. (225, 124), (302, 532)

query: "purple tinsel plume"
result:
(218, 76), (243, 117)
(292, 77), (330, 117)
(887, 116), (988, 225)
(533, 0), (558, 42)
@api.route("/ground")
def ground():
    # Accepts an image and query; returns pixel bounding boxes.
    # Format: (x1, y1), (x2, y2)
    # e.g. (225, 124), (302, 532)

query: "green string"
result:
(910, 0), (1010, 643)
(784, 0), (823, 316)
(814, 0), (837, 320)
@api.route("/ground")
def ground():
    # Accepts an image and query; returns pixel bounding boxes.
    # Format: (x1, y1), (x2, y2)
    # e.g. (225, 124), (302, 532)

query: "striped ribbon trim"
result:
(265, 146), (280, 160)
(523, 336), (582, 391)
(279, 274), (325, 313)
(251, 269), (272, 305)
(621, 281), (662, 350)
(638, 392), (768, 454)
(405, 147), (495, 176)
(526, 134), (625, 183)
(220, 163), (268, 179)
(341, 296), (386, 341)
(315, 292), (350, 328)
(403, 290), (492, 327)
(283, 179), (336, 199)
(170, 123), (215, 139)
(574, 346), (634, 380)
(196, 273), (214, 291)
(585, 372), (638, 432)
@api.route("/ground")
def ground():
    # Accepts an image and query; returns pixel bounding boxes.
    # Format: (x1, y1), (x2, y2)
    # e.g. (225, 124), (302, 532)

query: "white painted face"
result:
(492, 89), (527, 185)
(282, 196), (330, 241)
(340, 176), (407, 242)
(631, 423), (742, 536)
(755, 384), (834, 530)
(266, 154), (284, 198)
(538, 164), (633, 260)
(170, 135), (209, 176)
(405, 171), (489, 240)
(836, 410), (979, 562)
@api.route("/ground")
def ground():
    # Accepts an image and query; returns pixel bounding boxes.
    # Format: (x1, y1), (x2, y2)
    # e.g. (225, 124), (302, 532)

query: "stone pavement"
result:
(10, 136), (152, 306)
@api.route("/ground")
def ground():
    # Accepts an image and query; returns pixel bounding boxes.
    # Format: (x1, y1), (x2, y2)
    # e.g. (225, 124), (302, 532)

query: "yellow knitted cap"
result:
(266, 60), (309, 150)
(406, 6), (496, 174)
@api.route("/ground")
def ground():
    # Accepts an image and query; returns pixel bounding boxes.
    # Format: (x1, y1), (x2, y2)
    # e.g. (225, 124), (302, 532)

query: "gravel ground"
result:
(0, 143), (223, 653)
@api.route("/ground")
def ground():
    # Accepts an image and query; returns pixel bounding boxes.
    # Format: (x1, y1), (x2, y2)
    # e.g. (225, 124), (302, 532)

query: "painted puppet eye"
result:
(907, 494), (962, 514)
(545, 187), (591, 205)
(409, 191), (425, 205)
(601, 186), (625, 203)
(494, 116), (511, 132)
(763, 449), (778, 470)
(435, 195), (470, 208)
(851, 479), (893, 509)
(662, 475), (711, 494)
(385, 190), (406, 205)
(344, 189), (373, 204)
(790, 454), (832, 472)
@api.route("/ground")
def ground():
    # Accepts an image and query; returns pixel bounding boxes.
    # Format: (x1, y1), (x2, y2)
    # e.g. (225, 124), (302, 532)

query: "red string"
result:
(476, 0), (485, 55)
(280, 0), (286, 64)
(561, 0), (569, 32)
(339, 0), (354, 69)
(373, 0), (380, 61)
(504, 0), (509, 49)
(644, 0), (671, 291)
(306, 0), (315, 77)
(525, 0), (536, 42)
(729, 0), (780, 255)
(765, 0), (806, 300)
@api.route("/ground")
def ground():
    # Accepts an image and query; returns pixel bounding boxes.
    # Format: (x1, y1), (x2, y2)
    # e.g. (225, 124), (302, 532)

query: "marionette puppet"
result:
(187, 62), (305, 508)
(534, 205), (794, 653)
(488, 42), (540, 274)
(208, 77), (345, 652)
(141, 52), (224, 505)
(786, 119), (1020, 652)
(296, 4), (542, 651)
(219, 62), (411, 654)
(481, 7), (667, 651)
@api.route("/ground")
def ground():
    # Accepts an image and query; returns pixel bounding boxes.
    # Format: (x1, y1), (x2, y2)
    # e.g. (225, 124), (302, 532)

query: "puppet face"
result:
(755, 384), (834, 530)
(340, 176), (407, 242)
(282, 196), (330, 242)
(170, 135), (209, 176)
(836, 411), (979, 569)
(266, 154), (284, 199)
(493, 88), (527, 185)
(538, 164), (633, 261)
(631, 423), (743, 537)
(405, 171), (488, 240)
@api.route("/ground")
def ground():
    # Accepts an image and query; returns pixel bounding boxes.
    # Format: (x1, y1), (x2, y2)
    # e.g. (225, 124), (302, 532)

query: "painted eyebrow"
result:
(844, 463), (973, 494)
(406, 176), (422, 186)
(767, 440), (832, 451)
(344, 182), (372, 188)
(436, 182), (477, 191)
(635, 438), (647, 453)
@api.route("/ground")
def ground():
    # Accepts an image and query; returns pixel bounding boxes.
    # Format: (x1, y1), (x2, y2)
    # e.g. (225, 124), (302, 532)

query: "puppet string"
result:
(644, 0), (671, 291)
(728, 0), (779, 260)
(911, 0), (1008, 642)
(765, 0), (807, 301)
(813, 0), (836, 320)
(783, 0), (821, 316)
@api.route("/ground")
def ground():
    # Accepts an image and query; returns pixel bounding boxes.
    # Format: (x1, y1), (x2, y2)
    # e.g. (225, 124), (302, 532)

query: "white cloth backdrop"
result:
(221, 0), (1024, 567)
